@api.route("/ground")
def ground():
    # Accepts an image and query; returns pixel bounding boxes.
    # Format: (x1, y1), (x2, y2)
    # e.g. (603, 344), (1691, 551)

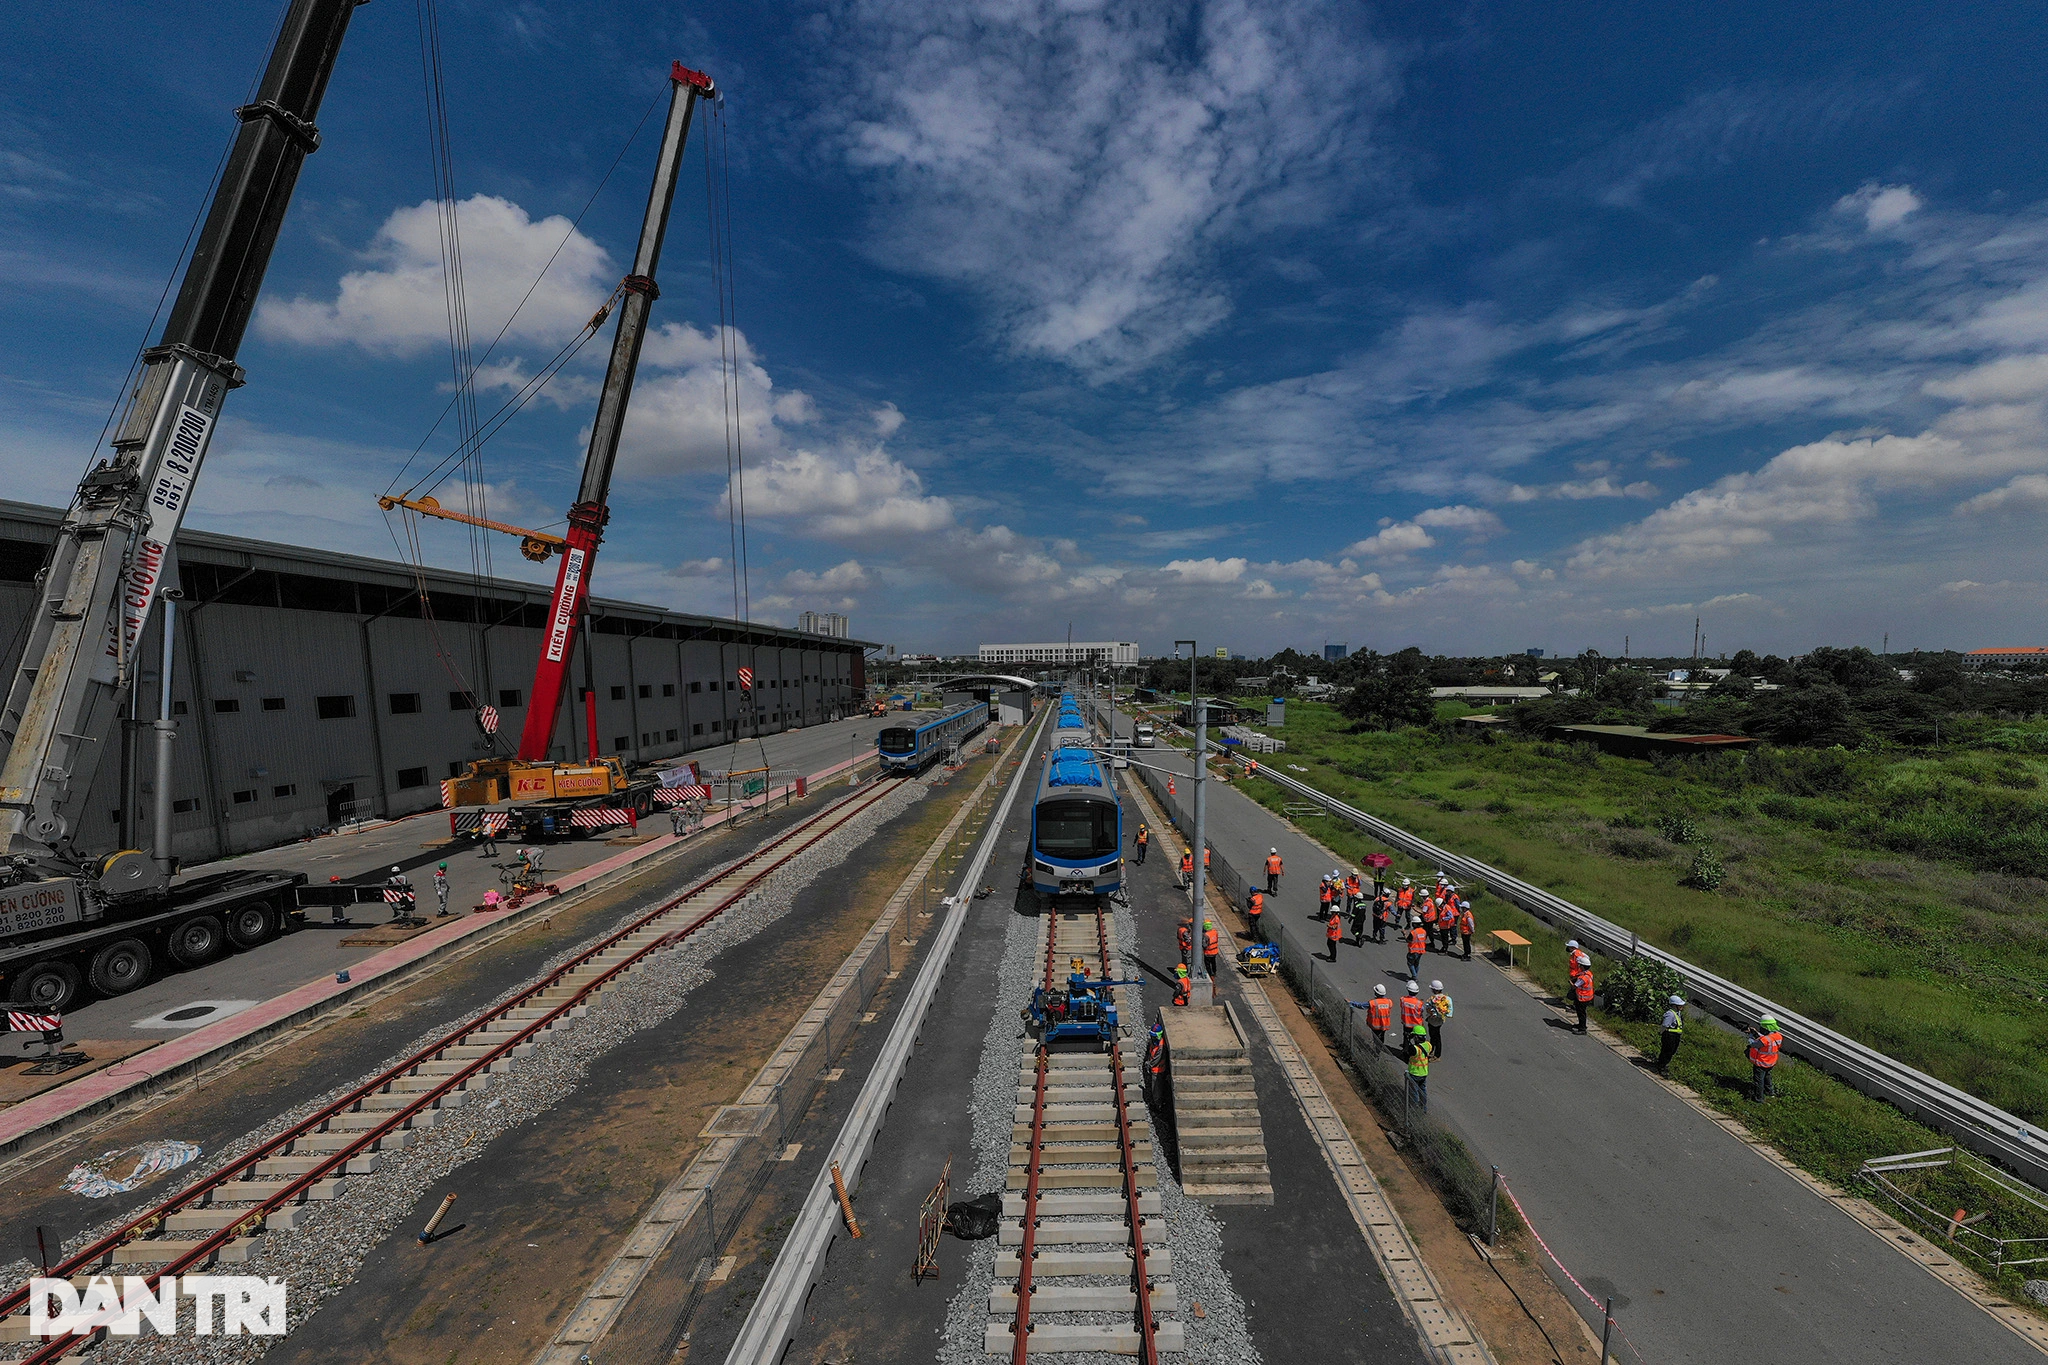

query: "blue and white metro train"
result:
(1029, 744), (1124, 899)
(876, 702), (990, 771)
(1055, 694), (1088, 748)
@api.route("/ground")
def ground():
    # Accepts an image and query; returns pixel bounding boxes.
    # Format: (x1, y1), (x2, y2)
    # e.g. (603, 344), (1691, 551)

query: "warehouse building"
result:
(0, 501), (871, 863)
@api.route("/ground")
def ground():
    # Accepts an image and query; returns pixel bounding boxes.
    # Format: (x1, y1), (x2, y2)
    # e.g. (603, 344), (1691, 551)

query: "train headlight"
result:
(1034, 860), (1055, 875)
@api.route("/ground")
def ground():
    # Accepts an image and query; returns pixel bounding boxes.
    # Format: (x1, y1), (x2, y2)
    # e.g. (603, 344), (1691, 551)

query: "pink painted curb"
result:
(0, 752), (870, 1158)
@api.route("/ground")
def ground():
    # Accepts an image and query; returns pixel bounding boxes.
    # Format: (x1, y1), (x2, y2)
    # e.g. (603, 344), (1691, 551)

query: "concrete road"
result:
(1105, 705), (2038, 1365)
(4, 717), (888, 1053)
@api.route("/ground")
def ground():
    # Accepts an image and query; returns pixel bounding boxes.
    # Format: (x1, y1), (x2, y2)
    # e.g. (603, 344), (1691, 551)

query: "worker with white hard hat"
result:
(1265, 847), (1283, 895)
(1426, 979), (1454, 1057)
(1350, 983), (1394, 1051)
(1657, 994), (1687, 1072)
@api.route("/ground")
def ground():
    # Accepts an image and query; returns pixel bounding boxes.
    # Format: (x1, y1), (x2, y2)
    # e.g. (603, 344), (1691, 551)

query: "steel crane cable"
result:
(382, 84), (665, 496)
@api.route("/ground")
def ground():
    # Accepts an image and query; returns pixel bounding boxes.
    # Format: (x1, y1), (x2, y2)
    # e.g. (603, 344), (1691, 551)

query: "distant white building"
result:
(798, 611), (850, 638)
(979, 640), (1140, 666)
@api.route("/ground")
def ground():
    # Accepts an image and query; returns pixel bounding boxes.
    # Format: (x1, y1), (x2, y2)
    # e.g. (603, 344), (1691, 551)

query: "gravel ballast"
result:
(1, 779), (927, 1362)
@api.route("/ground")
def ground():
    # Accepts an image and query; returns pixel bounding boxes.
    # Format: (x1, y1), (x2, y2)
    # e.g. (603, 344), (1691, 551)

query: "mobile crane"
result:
(0, 0), (368, 1011)
(394, 62), (717, 831)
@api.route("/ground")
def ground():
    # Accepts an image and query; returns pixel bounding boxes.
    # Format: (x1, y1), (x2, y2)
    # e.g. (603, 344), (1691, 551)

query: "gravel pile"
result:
(936, 903), (1261, 1365)
(3, 779), (925, 1363)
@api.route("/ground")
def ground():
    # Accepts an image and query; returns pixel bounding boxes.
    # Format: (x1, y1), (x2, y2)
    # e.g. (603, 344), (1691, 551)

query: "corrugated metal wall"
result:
(0, 504), (867, 864)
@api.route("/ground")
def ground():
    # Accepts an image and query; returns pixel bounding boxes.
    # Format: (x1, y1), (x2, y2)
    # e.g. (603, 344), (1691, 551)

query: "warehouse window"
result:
(213, 698), (240, 714)
(396, 766), (429, 789)
(638, 684), (652, 699)
(640, 732), (651, 746)
(610, 686), (626, 701)
(449, 691), (470, 711)
(692, 723), (705, 736)
(662, 683), (676, 697)
(710, 720), (722, 732)
(172, 798), (199, 814)
(389, 692), (421, 715)
(614, 735), (629, 751)
(498, 689), (522, 708)
(666, 728), (678, 741)
(272, 784), (296, 798)
(316, 695), (355, 720)
(448, 762), (465, 778)
(262, 697), (286, 711)
(232, 789), (257, 804)
(727, 681), (737, 691)
(689, 681), (702, 693)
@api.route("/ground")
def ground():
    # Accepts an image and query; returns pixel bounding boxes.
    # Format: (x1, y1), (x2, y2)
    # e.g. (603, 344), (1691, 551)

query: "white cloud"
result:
(871, 402), (905, 437)
(1511, 559), (1555, 581)
(616, 323), (795, 477)
(1835, 182), (1923, 232)
(257, 196), (612, 354)
(1343, 503), (1503, 557)
(1553, 477), (1658, 499)
(1924, 354), (2048, 403)
(1412, 504), (1505, 534)
(823, 0), (1397, 374)
(1162, 556), (1249, 583)
(1240, 578), (1280, 599)
(784, 559), (872, 592)
(669, 557), (727, 578)
(1941, 579), (1983, 592)
(741, 445), (955, 540)
(1345, 521), (1436, 556)
(1956, 473), (2048, 515)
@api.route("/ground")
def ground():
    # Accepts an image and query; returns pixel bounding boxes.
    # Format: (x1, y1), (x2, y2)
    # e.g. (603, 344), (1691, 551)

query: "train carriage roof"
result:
(1046, 751), (1105, 787)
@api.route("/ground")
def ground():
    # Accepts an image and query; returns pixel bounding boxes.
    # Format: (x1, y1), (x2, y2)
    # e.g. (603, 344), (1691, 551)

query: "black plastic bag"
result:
(944, 1192), (1003, 1240)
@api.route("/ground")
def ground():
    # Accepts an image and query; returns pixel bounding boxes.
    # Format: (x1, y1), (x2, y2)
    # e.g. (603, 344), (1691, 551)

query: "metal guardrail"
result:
(723, 710), (1047, 1364)
(1247, 763), (2048, 1195)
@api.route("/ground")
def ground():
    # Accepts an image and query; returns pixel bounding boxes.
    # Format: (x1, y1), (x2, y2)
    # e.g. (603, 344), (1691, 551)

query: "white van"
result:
(1134, 723), (1156, 748)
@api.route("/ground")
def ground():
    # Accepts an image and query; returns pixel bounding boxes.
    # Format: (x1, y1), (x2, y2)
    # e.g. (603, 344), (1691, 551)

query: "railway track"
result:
(0, 776), (910, 1363)
(993, 895), (1183, 1358)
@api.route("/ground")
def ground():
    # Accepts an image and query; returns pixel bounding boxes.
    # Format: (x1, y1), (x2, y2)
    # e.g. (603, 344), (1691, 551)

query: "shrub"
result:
(1685, 844), (1727, 891)
(1603, 955), (1687, 1023)
(1611, 810), (1647, 829)
(1657, 811), (1700, 844)
(1567, 743), (1601, 768)
(1606, 829), (1670, 861)
(1484, 798), (1515, 815)
(1438, 797), (1465, 812)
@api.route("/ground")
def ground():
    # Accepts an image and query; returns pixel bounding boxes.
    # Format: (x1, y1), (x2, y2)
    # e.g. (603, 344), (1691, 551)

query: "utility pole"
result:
(1176, 639), (1210, 1008)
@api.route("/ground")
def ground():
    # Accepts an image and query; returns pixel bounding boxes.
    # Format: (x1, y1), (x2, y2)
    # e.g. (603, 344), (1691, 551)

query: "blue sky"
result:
(7, 0), (2048, 658)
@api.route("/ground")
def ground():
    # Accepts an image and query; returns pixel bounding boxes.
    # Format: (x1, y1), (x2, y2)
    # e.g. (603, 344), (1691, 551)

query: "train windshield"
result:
(878, 726), (917, 753)
(1036, 800), (1119, 859)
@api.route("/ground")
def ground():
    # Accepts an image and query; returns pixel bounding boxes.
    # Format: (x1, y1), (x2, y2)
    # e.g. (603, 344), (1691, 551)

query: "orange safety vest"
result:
(1203, 848), (1211, 869)
(1346, 875), (1361, 898)
(1459, 908), (1475, 934)
(1180, 851), (1193, 874)
(1136, 829), (1149, 847)
(1397, 887), (1414, 910)
(1247, 892), (1264, 917)
(1572, 970), (1595, 1003)
(1326, 913), (1342, 942)
(1408, 926), (1427, 954)
(1420, 900), (1437, 924)
(1178, 922), (1192, 952)
(1748, 1031), (1782, 1068)
(1319, 884), (1333, 908)
(1400, 995), (1426, 1029)
(1203, 927), (1219, 954)
(1266, 853), (1283, 875)
(1366, 997), (1393, 1031)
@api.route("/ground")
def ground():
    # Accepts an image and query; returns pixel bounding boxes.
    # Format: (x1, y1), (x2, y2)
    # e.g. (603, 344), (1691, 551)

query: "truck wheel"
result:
(167, 915), (224, 966)
(88, 939), (153, 996)
(10, 959), (82, 1013)
(226, 903), (276, 948)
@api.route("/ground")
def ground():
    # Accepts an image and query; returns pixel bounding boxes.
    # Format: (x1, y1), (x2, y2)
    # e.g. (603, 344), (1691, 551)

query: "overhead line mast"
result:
(517, 62), (715, 762)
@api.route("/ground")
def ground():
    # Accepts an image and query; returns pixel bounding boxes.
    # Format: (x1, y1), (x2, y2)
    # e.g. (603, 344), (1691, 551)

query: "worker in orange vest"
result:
(1457, 900), (1476, 960)
(1418, 896), (1440, 953)
(1264, 848), (1283, 895)
(1203, 846), (1211, 872)
(1747, 1016), (1783, 1099)
(1566, 939), (1591, 975)
(1179, 848), (1194, 887)
(1396, 879), (1414, 913)
(1354, 985), (1394, 1051)
(1318, 880), (1334, 918)
(1399, 980), (1426, 1033)
(1569, 964), (1594, 1034)
(1345, 871), (1362, 910)
(1324, 909), (1343, 961)
(1172, 963), (1191, 1006)
(1177, 917), (1193, 965)
(1371, 888), (1392, 944)
(1134, 825), (1149, 865)
(1246, 889), (1265, 943)
(1406, 921), (1427, 979)
(1202, 919), (1220, 978)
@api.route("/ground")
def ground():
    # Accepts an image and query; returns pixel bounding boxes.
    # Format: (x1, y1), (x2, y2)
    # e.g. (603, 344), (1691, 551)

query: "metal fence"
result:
(1250, 764), (2048, 1196)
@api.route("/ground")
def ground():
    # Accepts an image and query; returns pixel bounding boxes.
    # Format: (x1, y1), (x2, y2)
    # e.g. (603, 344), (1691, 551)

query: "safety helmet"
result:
(1566, 939), (1579, 949)
(1406, 980), (1419, 993)
(437, 862), (447, 870)
(1402, 877), (1412, 885)
(1203, 919), (1212, 927)
(1431, 980), (1443, 991)
(1270, 847), (1277, 854)
(1668, 995), (1685, 1005)
(1373, 984), (1387, 997)
(1760, 1015), (1778, 1030)
(1175, 962), (1189, 976)
(391, 865), (401, 874)
(1411, 1022), (1428, 1035)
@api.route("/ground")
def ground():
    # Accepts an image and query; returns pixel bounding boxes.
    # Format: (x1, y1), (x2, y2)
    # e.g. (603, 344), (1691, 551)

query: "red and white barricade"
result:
(569, 808), (635, 830)
(7, 1011), (61, 1035)
(653, 785), (712, 805)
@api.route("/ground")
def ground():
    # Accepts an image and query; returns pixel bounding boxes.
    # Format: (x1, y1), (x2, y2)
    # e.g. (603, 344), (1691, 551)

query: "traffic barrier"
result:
(1248, 764), (2048, 1195)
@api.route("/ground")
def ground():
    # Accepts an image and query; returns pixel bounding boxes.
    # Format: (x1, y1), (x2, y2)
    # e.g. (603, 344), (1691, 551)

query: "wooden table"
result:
(1490, 929), (1531, 969)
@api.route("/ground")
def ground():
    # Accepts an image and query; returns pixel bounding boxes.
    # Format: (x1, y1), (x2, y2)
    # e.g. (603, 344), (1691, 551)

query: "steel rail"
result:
(1247, 762), (2048, 1193)
(1096, 902), (1159, 1364)
(723, 709), (1048, 1365)
(1011, 1043), (1051, 1363)
(6, 776), (907, 1361)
